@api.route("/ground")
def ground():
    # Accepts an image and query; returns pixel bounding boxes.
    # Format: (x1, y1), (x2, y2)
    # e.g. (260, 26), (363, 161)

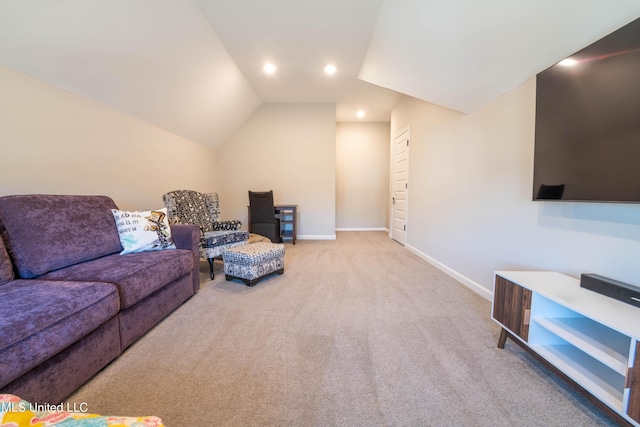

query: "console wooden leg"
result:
(497, 327), (508, 349)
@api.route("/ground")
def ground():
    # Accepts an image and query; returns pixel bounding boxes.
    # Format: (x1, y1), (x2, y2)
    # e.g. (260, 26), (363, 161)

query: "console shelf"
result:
(532, 316), (629, 374)
(531, 343), (625, 411)
(492, 271), (640, 427)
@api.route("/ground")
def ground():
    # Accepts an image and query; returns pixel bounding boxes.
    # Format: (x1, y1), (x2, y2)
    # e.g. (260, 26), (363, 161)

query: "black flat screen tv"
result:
(533, 17), (640, 203)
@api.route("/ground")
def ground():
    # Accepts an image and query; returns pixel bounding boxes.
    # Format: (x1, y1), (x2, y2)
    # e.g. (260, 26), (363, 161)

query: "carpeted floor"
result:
(67, 231), (617, 426)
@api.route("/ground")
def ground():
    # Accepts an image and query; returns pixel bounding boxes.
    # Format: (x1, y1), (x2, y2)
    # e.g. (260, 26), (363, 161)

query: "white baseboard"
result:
(297, 234), (336, 240)
(405, 244), (492, 301)
(335, 228), (388, 232)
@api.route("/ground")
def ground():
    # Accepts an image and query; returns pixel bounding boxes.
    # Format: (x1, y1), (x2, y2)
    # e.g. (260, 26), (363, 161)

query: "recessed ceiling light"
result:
(357, 110), (365, 118)
(558, 58), (577, 67)
(324, 64), (337, 75)
(263, 63), (277, 74)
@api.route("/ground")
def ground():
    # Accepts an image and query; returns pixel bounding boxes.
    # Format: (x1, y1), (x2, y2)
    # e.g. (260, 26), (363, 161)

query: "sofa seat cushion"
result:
(38, 249), (194, 309)
(0, 279), (119, 388)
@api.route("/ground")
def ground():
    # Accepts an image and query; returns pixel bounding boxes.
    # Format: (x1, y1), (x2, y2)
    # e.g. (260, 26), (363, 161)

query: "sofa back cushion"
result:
(0, 237), (13, 285)
(0, 195), (123, 278)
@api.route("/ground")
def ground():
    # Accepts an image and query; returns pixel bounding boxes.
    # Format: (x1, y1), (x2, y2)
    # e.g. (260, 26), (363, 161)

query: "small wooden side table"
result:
(275, 204), (297, 244)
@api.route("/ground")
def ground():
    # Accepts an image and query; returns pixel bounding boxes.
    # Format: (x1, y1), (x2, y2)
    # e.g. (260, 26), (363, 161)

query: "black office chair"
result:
(248, 190), (281, 243)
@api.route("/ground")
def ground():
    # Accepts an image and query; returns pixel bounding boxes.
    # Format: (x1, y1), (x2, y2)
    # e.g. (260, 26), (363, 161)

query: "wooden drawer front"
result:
(493, 276), (532, 341)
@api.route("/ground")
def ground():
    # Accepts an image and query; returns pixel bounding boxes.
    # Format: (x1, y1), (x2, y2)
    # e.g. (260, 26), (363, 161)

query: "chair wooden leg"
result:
(208, 258), (214, 280)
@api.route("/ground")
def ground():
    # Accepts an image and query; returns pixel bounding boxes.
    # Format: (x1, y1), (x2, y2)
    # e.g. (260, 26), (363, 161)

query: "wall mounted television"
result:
(533, 17), (640, 203)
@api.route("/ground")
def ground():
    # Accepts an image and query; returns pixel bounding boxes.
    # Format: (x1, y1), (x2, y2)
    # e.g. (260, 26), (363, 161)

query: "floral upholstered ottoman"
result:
(222, 242), (285, 286)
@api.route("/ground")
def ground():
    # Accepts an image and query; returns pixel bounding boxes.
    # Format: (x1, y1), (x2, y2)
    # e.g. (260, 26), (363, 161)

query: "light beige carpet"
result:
(68, 232), (616, 426)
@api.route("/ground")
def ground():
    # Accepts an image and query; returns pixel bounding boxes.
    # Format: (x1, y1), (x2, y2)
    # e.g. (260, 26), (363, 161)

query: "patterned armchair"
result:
(163, 190), (248, 279)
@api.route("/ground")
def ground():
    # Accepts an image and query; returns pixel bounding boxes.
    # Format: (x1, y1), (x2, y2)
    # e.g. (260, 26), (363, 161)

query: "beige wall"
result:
(390, 95), (464, 147)
(0, 65), (218, 210)
(216, 103), (336, 239)
(392, 80), (640, 298)
(336, 122), (390, 230)
(389, 95), (464, 242)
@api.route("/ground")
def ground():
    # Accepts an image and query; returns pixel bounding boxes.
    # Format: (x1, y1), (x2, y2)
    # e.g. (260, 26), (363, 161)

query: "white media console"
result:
(492, 271), (640, 426)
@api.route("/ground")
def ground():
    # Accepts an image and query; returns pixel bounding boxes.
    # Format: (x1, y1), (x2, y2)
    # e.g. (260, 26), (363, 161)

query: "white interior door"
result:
(392, 130), (409, 244)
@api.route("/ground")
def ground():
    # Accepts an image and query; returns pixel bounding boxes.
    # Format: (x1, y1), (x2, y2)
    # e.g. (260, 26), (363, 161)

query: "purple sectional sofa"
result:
(0, 194), (200, 404)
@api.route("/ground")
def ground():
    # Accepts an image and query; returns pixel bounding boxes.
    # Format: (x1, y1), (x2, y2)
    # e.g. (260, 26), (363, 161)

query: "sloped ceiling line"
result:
(1, 0), (640, 148)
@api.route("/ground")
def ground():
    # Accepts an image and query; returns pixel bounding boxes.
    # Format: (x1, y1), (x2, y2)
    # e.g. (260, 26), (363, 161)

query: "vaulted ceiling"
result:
(1, 1), (639, 149)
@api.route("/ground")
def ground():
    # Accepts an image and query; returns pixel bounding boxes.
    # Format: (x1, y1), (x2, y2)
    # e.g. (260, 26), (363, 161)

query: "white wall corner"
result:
(405, 244), (493, 301)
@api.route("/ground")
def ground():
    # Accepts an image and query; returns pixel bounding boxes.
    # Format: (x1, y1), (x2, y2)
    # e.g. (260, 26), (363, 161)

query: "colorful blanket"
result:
(0, 395), (164, 427)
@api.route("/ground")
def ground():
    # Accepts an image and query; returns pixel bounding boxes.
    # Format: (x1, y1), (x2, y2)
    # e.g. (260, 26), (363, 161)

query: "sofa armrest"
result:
(170, 224), (201, 293)
(213, 220), (242, 231)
